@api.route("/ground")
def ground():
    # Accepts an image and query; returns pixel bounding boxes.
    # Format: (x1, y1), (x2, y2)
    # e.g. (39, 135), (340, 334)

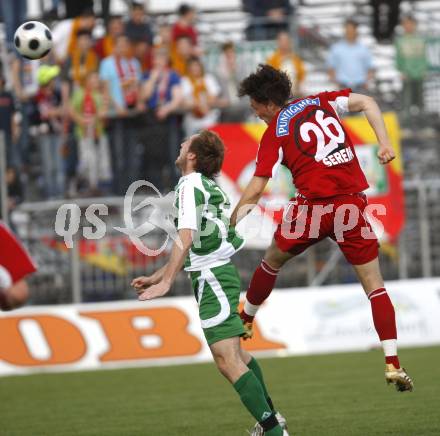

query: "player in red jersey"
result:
(230, 65), (413, 392)
(0, 222), (37, 311)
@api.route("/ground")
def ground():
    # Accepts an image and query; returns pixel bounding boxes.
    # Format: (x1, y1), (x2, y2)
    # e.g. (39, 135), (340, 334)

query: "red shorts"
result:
(274, 192), (379, 265)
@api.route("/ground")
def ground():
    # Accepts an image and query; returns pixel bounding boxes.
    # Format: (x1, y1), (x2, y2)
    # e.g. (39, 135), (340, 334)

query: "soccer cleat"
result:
(385, 364), (414, 392)
(242, 321), (254, 340)
(250, 412), (289, 435)
(276, 412), (288, 430)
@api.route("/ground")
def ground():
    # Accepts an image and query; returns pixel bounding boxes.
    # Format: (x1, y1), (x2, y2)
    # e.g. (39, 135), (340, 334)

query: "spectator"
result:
(142, 48), (183, 122)
(99, 34), (142, 115)
(95, 15), (125, 60)
(52, 8), (96, 63)
(0, 0), (27, 51)
(61, 29), (99, 88)
(181, 57), (222, 136)
(10, 55), (41, 171)
(6, 167), (24, 216)
(172, 4), (198, 46)
(242, 0), (293, 41)
(132, 39), (152, 75)
(155, 23), (173, 50)
(99, 34), (142, 195)
(140, 47), (183, 188)
(64, 0), (94, 19)
(216, 42), (250, 122)
(125, 1), (154, 47)
(267, 30), (305, 96)
(395, 15), (427, 118)
(327, 19), (374, 92)
(31, 65), (64, 198)
(70, 72), (112, 194)
(171, 35), (194, 77)
(0, 72), (19, 167)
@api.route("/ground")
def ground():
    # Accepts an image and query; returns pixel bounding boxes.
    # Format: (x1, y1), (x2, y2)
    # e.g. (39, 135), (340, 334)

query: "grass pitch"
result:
(0, 346), (439, 436)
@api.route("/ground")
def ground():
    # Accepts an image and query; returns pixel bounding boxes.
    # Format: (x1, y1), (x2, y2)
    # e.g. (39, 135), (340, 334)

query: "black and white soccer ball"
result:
(14, 21), (53, 60)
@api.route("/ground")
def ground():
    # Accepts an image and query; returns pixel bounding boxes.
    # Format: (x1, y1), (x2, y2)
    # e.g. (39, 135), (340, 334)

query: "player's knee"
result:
(214, 353), (242, 379)
(264, 247), (286, 270)
(353, 259), (383, 293)
(239, 348), (252, 365)
(215, 357), (229, 378)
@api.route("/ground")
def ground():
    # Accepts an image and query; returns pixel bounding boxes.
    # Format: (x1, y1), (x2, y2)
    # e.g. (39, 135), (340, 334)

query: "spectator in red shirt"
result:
(172, 4), (198, 46)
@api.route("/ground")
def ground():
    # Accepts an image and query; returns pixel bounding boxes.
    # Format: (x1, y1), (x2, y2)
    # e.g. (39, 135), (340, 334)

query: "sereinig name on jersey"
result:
(323, 147), (355, 167)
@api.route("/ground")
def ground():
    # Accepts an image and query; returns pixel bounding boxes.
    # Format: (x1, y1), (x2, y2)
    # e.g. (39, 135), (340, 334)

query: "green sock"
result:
(247, 356), (275, 411)
(233, 370), (282, 436)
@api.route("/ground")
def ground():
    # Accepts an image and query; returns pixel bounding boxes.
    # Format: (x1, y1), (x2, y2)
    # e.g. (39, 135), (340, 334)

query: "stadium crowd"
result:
(0, 1), (428, 208)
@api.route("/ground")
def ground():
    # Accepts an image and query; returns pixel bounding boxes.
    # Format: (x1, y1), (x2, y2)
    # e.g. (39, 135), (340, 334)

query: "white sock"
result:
(382, 339), (397, 357)
(244, 299), (260, 317)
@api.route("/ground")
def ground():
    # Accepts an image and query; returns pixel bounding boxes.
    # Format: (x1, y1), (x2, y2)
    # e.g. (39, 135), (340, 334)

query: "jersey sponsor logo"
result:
(276, 97), (320, 137)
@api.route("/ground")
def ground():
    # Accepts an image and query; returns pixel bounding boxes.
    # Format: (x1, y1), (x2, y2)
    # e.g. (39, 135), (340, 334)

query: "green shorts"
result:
(190, 262), (245, 346)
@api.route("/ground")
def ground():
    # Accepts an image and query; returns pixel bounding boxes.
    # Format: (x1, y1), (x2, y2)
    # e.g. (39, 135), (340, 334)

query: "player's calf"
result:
(210, 338), (284, 435)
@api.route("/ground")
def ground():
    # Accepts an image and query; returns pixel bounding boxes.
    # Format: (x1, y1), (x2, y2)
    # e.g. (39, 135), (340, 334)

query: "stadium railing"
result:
(11, 177), (440, 305)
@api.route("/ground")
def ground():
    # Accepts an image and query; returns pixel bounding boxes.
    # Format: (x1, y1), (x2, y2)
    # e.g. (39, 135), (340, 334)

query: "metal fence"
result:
(11, 178), (440, 305)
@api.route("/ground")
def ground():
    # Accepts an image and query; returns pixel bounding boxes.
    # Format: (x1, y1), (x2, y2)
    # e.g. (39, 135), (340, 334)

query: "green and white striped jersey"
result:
(174, 172), (244, 271)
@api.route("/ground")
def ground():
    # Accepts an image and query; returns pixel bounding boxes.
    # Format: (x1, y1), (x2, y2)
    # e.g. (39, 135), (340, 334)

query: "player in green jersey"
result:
(132, 130), (288, 436)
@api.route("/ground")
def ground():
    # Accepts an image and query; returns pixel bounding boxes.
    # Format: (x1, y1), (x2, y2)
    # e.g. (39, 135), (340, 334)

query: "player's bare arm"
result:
(136, 228), (194, 301)
(348, 93), (395, 165)
(230, 176), (269, 227)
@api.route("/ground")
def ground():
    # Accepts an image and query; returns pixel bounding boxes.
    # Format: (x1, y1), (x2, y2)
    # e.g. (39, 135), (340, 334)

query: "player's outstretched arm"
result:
(230, 176), (269, 227)
(137, 229), (194, 301)
(348, 93), (395, 165)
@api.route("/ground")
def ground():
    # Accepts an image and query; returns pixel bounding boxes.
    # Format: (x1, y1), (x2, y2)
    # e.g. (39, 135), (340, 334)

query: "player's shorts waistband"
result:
(296, 192), (366, 203)
(185, 258), (231, 273)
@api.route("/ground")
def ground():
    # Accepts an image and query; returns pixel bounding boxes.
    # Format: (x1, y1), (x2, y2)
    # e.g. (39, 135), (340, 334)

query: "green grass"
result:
(0, 346), (439, 436)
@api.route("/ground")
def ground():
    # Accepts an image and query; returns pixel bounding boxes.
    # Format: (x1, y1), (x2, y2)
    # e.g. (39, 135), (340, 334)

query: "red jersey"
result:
(0, 222), (37, 284)
(254, 89), (369, 199)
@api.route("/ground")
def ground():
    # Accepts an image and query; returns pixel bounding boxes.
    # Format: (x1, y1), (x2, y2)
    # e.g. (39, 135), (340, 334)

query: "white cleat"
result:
(250, 412), (289, 435)
(276, 412), (288, 431)
(385, 364), (414, 392)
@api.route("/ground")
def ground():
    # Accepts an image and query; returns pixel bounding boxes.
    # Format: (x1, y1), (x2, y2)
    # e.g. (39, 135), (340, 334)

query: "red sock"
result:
(368, 288), (397, 340)
(241, 260), (279, 322)
(385, 356), (400, 368)
(368, 288), (400, 368)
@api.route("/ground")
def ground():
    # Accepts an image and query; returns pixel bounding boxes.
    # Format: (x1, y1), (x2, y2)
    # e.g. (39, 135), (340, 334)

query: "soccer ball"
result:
(14, 21), (53, 60)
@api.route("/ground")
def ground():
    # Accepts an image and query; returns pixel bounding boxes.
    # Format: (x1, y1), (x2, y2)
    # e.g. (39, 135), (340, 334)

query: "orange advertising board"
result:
(0, 298), (285, 376)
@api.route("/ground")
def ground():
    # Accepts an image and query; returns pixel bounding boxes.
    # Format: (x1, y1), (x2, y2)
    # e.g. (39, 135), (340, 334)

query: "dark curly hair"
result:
(238, 64), (292, 107)
(189, 130), (225, 179)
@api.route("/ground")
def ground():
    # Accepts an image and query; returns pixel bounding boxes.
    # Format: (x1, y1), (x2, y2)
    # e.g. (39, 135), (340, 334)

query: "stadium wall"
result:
(1, 278), (439, 376)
